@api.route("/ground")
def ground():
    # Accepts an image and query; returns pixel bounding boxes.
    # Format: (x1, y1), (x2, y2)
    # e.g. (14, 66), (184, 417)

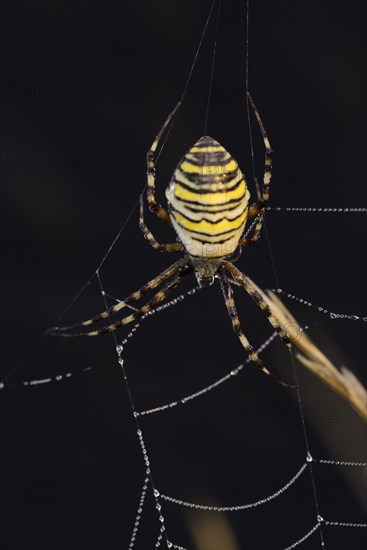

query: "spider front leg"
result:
(240, 93), (273, 248)
(139, 194), (183, 252)
(219, 270), (294, 389)
(147, 102), (181, 225)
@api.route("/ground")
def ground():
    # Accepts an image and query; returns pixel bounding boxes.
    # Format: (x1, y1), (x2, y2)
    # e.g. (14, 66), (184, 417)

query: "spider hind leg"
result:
(219, 269), (295, 389)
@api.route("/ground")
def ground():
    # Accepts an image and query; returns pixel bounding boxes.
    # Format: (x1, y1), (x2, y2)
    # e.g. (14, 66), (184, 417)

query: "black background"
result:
(0, 1), (366, 549)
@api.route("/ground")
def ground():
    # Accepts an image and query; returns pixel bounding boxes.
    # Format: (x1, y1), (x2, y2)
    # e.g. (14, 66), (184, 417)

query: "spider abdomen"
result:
(165, 136), (250, 258)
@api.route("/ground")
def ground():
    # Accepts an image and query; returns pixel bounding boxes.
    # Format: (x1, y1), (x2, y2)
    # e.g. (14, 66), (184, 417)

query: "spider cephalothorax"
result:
(48, 94), (294, 389)
(190, 257), (221, 287)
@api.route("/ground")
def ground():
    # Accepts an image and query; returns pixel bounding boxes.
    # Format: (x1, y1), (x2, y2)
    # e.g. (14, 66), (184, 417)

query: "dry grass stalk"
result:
(246, 276), (366, 421)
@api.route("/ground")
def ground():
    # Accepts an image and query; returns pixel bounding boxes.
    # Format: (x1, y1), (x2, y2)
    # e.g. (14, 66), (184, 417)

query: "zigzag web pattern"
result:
(1, 0), (366, 548)
(2, 282), (365, 547)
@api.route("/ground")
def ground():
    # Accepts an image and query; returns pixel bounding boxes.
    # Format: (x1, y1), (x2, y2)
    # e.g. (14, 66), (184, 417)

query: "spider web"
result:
(1, 1), (366, 549)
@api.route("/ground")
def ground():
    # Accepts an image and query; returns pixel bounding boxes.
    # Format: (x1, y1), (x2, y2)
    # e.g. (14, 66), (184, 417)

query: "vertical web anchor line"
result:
(204, 0), (221, 135)
(96, 270), (171, 548)
(245, 0), (279, 289)
(94, 3), (227, 547)
(244, 0), (325, 547)
(158, 0), (217, 164)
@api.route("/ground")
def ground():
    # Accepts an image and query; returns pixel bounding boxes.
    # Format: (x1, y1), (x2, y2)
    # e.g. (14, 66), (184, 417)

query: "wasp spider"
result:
(48, 94), (294, 388)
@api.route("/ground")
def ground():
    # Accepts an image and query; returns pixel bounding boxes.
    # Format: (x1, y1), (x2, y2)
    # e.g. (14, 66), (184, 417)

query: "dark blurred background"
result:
(0, 1), (366, 549)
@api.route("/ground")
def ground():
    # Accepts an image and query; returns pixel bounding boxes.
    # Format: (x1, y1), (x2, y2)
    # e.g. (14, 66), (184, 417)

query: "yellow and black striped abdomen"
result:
(165, 136), (250, 258)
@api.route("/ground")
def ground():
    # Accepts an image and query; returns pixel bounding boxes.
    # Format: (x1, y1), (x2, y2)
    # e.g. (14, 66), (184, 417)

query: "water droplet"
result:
(306, 452), (313, 463)
(154, 489), (160, 497)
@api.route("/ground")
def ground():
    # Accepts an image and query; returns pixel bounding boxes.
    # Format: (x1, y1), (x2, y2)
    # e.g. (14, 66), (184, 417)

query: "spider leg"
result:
(139, 194), (183, 252)
(240, 93), (273, 248)
(241, 208), (266, 248)
(147, 102), (181, 225)
(223, 262), (294, 352)
(248, 93), (273, 204)
(48, 261), (193, 337)
(219, 269), (294, 389)
(47, 257), (188, 334)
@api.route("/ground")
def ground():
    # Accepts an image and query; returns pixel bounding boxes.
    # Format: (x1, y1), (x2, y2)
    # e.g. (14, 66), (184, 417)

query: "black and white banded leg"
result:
(146, 103), (181, 225)
(219, 270), (294, 389)
(223, 262), (294, 353)
(48, 257), (190, 336)
(139, 194), (183, 252)
(240, 93), (273, 248)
